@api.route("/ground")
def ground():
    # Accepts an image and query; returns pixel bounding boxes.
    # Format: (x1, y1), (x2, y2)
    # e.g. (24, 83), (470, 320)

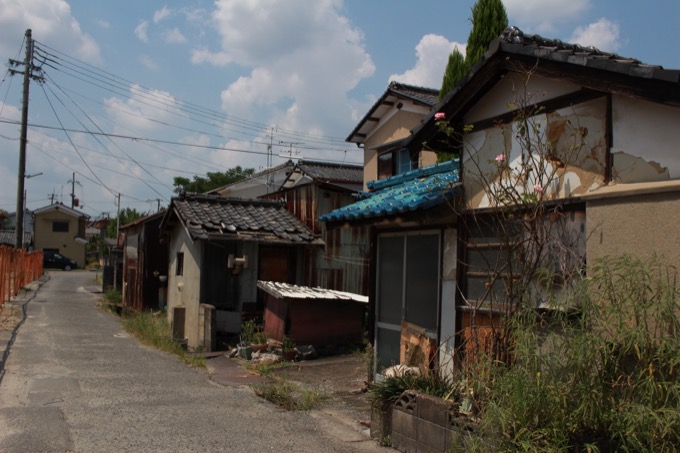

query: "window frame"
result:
(52, 221), (69, 233)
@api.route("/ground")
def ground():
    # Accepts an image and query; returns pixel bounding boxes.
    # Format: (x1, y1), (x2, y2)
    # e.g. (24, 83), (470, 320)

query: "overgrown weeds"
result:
(463, 255), (680, 452)
(121, 310), (205, 368)
(253, 378), (328, 411)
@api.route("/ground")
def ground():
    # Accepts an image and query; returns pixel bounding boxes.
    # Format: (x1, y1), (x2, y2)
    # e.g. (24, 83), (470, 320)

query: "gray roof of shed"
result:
(257, 280), (368, 303)
(164, 194), (322, 245)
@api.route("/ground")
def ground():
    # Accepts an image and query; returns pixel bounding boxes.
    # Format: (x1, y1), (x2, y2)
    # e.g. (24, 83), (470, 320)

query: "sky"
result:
(0, 0), (678, 219)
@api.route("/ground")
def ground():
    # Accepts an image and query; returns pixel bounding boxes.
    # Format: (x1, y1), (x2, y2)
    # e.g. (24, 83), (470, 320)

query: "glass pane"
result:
(378, 153), (393, 180)
(376, 327), (401, 371)
(377, 236), (404, 325)
(466, 275), (507, 304)
(397, 148), (412, 174)
(405, 234), (439, 331)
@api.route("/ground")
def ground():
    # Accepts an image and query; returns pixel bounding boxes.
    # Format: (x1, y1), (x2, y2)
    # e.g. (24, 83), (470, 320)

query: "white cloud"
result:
(570, 18), (622, 53)
(504, 0), (591, 34)
(163, 28), (187, 44)
(135, 20), (149, 43)
(153, 6), (171, 23)
(389, 34), (465, 89)
(139, 55), (158, 70)
(194, 0), (374, 150)
(97, 20), (110, 29)
(104, 84), (184, 134)
(0, 0), (100, 62)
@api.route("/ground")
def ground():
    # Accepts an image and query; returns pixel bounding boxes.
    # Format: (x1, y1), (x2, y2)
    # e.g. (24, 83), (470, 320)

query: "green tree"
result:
(107, 207), (145, 238)
(438, 0), (508, 100)
(465, 0), (508, 69)
(438, 47), (466, 100)
(173, 166), (255, 194)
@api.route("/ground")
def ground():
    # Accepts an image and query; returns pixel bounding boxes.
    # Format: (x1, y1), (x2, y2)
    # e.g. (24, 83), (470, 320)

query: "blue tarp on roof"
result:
(320, 160), (461, 223)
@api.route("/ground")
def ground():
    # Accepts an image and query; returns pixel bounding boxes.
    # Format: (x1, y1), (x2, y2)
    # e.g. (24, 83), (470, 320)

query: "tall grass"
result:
(122, 310), (205, 367)
(465, 255), (680, 452)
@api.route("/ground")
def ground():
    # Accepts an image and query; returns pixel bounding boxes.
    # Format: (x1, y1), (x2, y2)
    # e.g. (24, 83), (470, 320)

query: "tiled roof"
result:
(296, 160), (363, 184)
(168, 194), (321, 244)
(346, 81), (439, 144)
(388, 82), (440, 106)
(407, 26), (680, 153)
(33, 202), (89, 219)
(257, 280), (368, 303)
(320, 160), (460, 223)
(496, 27), (677, 80)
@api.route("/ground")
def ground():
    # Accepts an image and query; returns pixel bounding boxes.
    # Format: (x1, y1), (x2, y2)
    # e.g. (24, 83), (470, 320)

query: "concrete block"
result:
(391, 431), (418, 453)
(416, 392), (450, 427)
(392, 408), (416, 438)
(416, 418), (447, 453)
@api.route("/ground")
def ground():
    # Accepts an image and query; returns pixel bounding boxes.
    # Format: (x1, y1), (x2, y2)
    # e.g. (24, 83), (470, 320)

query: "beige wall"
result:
(587, 191), (680, 270)
(34, 212), (86, 266)
(363, 109), (436, 188)
(166, 225), (202, 348)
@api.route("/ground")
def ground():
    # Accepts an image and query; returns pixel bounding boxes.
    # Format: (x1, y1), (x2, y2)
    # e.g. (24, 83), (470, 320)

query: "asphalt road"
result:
(0, 272), (385, 452)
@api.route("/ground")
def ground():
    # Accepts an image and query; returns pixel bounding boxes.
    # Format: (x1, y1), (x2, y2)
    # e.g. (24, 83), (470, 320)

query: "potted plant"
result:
(238, 319), (256, 360)
(251, 331), (269, 352)
(281, 336), (297, 361)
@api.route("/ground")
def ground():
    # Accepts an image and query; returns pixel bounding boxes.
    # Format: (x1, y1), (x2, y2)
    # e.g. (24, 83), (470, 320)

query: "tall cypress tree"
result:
(438, 47), (466, 100)
(465, 0), (508, 69)
(438, 0), (508, 99)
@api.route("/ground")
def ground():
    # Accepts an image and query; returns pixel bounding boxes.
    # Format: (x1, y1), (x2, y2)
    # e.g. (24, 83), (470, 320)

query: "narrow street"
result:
(0, 272), (384, 452)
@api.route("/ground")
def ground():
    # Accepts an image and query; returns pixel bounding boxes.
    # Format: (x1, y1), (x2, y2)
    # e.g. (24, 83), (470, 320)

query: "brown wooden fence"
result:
(0, 246), (43, 305)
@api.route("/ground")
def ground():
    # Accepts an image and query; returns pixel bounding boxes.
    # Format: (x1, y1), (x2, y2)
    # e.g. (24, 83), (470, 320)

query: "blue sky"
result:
(0, 0), (678, 217)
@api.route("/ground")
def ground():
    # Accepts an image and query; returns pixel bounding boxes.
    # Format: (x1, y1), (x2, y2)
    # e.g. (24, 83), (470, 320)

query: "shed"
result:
(257, 280), (367, 347)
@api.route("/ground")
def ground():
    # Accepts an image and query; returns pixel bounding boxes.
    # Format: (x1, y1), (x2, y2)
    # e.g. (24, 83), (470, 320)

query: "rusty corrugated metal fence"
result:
(0, 246), (43, 305)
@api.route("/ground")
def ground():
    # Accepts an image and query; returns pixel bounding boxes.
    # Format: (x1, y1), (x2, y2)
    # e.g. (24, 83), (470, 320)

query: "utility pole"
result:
(12, 30), (33, 249)
(68, 172), (81, 208)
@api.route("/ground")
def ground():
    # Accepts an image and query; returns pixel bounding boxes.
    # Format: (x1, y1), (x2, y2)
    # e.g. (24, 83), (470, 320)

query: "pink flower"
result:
(533, 184), (544, 193)
(434, 112), (446, 121)
(495, 154), (505, 162)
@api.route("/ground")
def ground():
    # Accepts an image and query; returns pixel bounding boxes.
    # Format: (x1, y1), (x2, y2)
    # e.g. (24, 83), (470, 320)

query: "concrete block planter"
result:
(387, 391), (478, 453)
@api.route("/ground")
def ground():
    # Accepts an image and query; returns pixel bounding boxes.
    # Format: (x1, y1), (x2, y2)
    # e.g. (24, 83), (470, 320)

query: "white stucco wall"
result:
(465, 73), (580, 124)
(611, 95), (680, 182)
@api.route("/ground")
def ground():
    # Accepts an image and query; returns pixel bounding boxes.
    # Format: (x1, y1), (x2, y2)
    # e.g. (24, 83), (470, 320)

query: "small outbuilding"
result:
(258, 280), (368, 348)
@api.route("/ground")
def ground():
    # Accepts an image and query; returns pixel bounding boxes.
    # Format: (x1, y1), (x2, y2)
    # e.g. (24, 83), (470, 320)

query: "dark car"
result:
(43, 251), (77, 271)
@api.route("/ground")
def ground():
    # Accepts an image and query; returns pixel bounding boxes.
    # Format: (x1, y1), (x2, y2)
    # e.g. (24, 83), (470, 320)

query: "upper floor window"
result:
(52, 221), (69, 233)
(176, 252), (184, 276)
(378, 148), (417, 180)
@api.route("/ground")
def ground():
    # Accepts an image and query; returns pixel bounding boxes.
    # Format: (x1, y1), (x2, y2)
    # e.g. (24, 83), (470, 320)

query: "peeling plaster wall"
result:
(463, 97), (607, 209)
(611, 95), (680, 182)
(587, 191), (680, 271)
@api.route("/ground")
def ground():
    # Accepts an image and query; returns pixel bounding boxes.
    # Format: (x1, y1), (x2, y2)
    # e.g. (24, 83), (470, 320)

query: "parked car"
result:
(43, 251), (77, 271)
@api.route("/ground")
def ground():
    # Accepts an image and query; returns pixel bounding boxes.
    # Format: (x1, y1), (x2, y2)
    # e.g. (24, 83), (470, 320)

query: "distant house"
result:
(33, 203), (89, 267)
(120, 210), (168, 311)
(259, 160), (370, 296)
(208, 160), (296, 198)
(346, 81), (440, 188)
(159, 193), (323, 351)
(323, 26), (680, 377)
